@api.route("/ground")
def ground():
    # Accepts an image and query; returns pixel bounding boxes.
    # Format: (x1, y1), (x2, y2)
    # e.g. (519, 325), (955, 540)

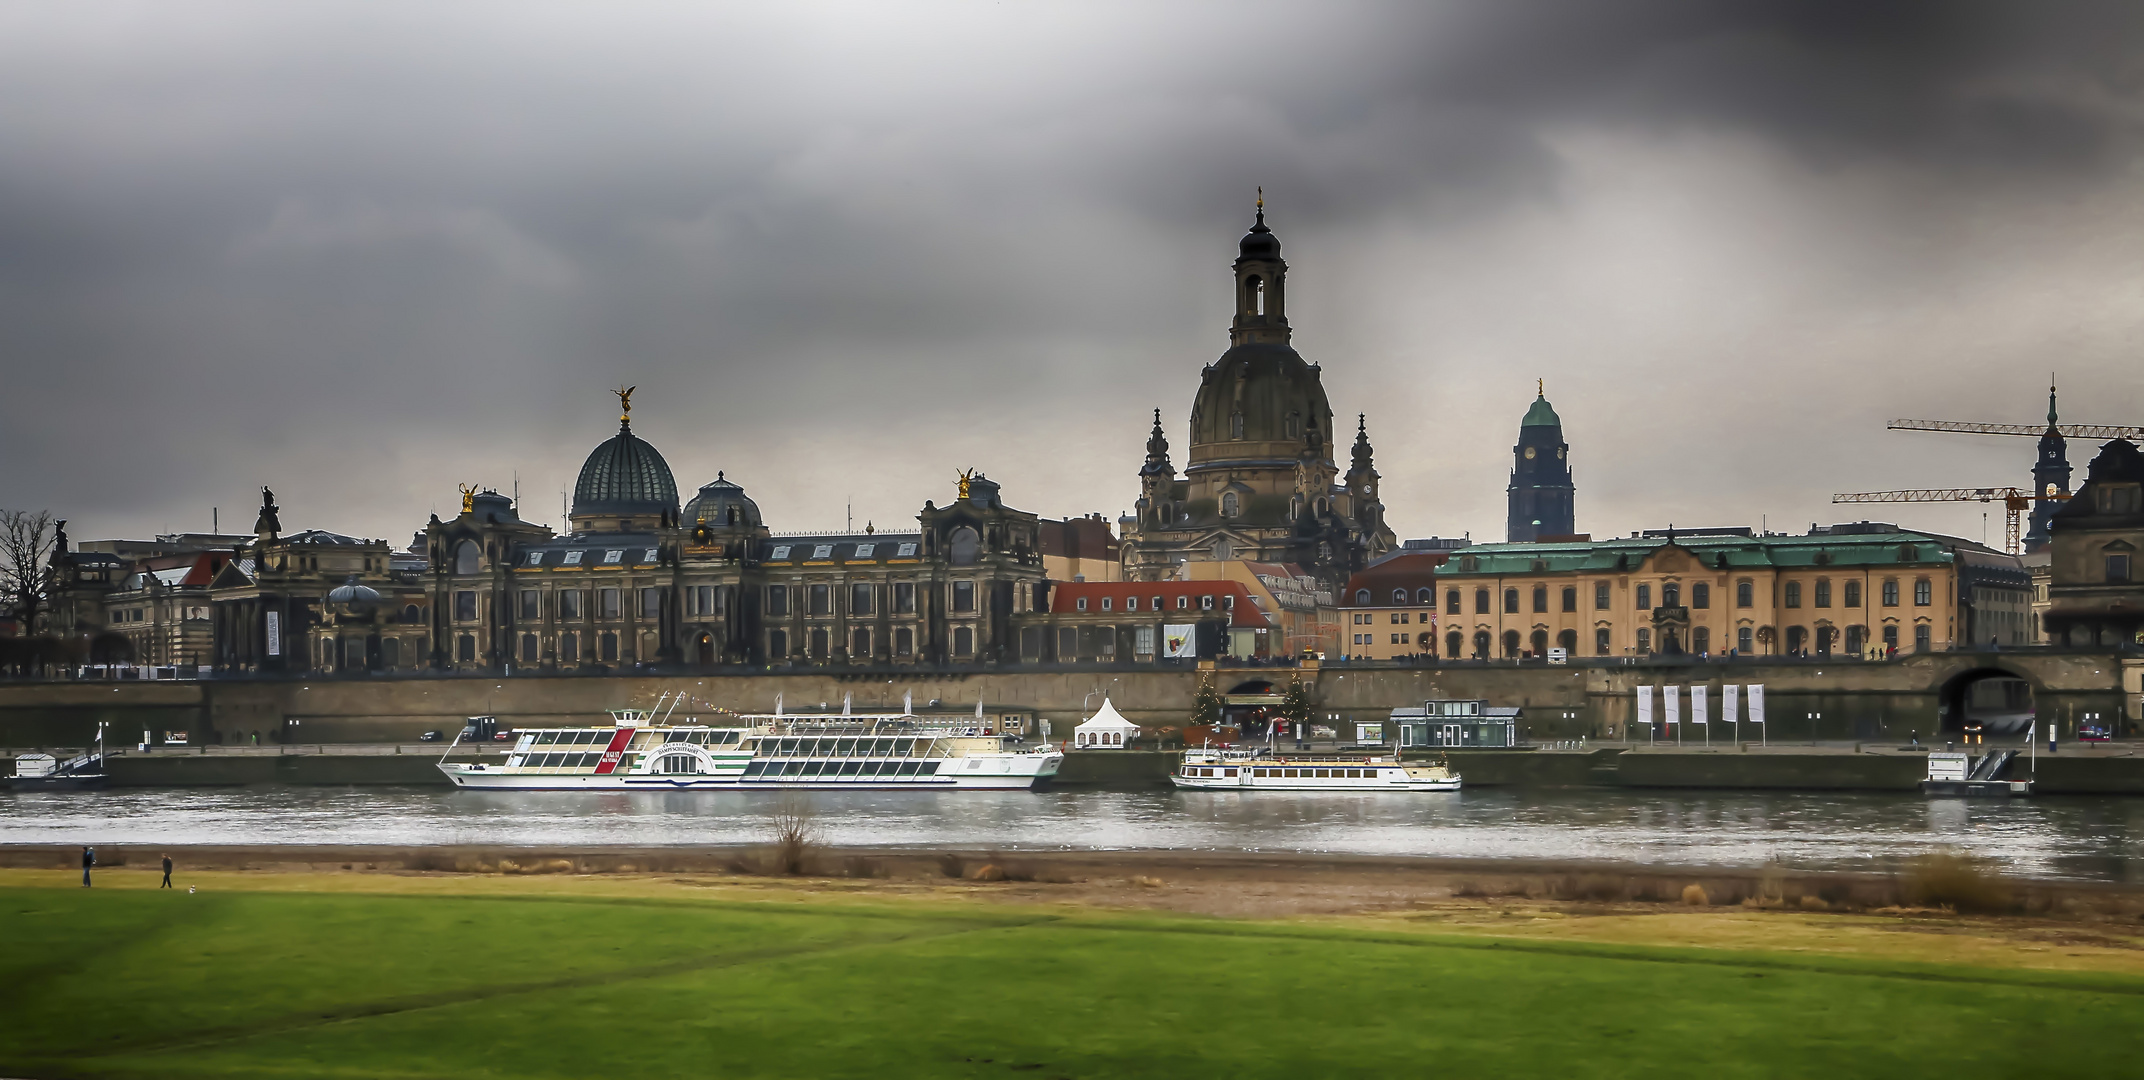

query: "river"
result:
(7, 786), (2144, 882)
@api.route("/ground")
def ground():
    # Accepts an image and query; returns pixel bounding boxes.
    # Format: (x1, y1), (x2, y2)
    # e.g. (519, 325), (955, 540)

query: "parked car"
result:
(2078, 725), (2113, 742)
(419, 730), (443, 742)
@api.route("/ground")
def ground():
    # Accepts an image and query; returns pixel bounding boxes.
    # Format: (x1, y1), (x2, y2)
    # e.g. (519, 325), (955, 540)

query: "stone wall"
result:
(0, 650), (2133, 748)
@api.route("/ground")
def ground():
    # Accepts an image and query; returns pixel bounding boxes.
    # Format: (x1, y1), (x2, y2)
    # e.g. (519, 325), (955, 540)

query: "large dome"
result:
(573, 422), (679, 519)
(1187, 342), (1335, 465)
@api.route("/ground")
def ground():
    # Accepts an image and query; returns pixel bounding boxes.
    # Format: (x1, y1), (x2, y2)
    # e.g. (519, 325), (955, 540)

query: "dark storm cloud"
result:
(2, 2), (2141, 547)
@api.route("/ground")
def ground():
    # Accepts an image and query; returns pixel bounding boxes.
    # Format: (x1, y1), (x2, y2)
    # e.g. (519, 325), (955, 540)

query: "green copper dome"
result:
(1521, 393), (1561, 428)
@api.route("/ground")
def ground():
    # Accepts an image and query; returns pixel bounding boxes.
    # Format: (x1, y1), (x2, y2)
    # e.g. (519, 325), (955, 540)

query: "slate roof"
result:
(1436, 531), (1967, 578)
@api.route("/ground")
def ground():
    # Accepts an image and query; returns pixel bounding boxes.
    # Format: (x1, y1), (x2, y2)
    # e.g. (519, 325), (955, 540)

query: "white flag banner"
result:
(265, 611), (281, 657)
(1162, 624), (1198, 658)
(1748, 684), (1766, 724)
(1665, 685), (1680, 727)
(1691, 685), (1709, 725)
(1635, 685), (1653, 728)
(1723, 684), (1740, 724)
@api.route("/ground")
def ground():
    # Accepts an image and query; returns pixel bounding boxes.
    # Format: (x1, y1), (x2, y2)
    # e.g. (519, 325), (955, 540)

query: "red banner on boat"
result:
(593, 727), (636, 774)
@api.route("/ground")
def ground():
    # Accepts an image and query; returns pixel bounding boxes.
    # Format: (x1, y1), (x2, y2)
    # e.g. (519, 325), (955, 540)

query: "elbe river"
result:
(5, 786), (2143, 882)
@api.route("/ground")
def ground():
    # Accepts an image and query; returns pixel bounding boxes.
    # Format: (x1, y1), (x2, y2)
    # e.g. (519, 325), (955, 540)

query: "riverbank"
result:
(10, 843), (2144, 924)
(15, 740), (2144, 793)
(3, 854), (2141, 1079)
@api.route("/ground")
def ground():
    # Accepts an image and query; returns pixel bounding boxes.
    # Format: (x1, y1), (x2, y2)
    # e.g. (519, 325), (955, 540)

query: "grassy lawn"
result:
(3, 875), (2140, 1079)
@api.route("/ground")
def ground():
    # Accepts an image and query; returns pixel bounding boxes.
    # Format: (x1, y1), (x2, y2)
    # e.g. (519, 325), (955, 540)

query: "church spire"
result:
(1140, 408), (1173, 477)
(1350, 413), (1373, 471)
(2048, 377), (2059, 428)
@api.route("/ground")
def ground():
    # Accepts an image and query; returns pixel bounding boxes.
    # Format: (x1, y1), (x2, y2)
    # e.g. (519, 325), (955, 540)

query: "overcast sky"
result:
(4, 1), (2143, 551)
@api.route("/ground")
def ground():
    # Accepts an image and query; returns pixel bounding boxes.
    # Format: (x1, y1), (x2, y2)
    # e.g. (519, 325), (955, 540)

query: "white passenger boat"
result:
(1169, 747), (1460, 792)
(438, 697), (1061, 792)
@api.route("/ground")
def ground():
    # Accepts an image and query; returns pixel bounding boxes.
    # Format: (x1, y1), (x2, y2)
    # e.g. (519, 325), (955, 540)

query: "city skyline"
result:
(4, 3), (2143, 549)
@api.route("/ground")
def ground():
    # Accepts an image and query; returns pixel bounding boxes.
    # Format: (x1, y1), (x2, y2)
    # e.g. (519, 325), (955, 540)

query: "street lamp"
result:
(1807, 710), (1821, 746)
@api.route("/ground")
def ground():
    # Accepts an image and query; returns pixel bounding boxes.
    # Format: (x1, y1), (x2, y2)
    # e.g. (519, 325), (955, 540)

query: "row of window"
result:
(1075, 594), (1227, 613)
(1420, 621), (1935, 660)
(1403, 578), (1936, 617)
(768, 625), (947, 660)
(460, 587), (662, 624)
(767, 582), (925, 617)
(740, 759), (937, 778)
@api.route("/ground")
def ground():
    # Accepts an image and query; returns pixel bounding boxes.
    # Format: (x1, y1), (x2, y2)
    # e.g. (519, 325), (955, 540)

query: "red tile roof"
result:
(1048, 580), (1272, 628)
(1343, 551), (1451, 607)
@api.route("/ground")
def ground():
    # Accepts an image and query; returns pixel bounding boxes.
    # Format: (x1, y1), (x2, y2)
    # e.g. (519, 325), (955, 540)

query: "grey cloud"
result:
(1, 2), (2141, 548)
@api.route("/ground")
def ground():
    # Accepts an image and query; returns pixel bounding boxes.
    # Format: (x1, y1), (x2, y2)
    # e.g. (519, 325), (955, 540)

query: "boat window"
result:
(1224, 768), (1237, 777)
(837, 760), (861, 775)
(835, 739), (857, 756)
(798, 761), (823, 776)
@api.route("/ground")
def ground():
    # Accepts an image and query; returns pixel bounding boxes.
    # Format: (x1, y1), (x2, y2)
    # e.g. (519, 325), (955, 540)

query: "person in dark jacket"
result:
(81, 846), (94, 887)
(160, 853), (173, 889)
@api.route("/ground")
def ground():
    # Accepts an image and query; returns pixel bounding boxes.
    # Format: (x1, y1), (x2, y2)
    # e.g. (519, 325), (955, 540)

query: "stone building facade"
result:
(2044, 438), (2144, 646)
(419, 398), (1050, 674)
(1431, 526), (2024, 660)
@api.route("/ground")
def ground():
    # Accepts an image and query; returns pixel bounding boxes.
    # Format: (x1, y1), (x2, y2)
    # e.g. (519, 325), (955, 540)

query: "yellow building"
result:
(1430, 526), (2027, 660)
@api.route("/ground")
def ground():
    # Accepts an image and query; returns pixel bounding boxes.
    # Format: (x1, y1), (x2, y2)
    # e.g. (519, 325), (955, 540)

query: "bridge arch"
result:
(1935, 665), (2040, 737)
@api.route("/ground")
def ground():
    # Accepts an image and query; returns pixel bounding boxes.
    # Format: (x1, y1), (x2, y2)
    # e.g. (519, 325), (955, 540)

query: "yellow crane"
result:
(1830, 487), (2070, 556)
(1888, 418), (2144, 440)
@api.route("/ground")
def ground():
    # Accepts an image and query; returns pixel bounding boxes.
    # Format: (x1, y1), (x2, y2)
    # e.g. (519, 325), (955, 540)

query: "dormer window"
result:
(897, 543), (918, 557)
(563, 550), (584, 566)
(1126, 597), (1139, 612)
(642, 549), (658, 563)
(1101, 597), (1113, 612)
(1222, 492), (1239, 518)
(770, 545), (791, 560)
(1076, 597), (1088, 612)
(1199, 595), (1215, 611)
(526, 551), (544, 566)
(812, 544), (833, 559)
(602, 550), (624, 565)
(854, 543), (875, 558)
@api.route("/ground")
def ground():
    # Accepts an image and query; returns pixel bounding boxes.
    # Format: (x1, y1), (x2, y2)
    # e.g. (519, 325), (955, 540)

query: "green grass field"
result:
(4, 881), (2140, 1079)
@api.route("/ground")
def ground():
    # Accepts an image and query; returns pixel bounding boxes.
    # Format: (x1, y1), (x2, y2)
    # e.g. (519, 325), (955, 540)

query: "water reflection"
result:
(3, 786), (2141, 882)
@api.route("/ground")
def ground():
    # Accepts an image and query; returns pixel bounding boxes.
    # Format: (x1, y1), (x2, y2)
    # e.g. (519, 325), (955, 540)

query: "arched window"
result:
(1474, 588), (1490, 614)
(1784, 582), (1802, 608)
(1502, 629), (1521, 657)
(402, 604), (421, 624)
(454, 540), (480, 575)
(1221, 492), (1239, 518)
(1417, 588), (1434, 604)
(1531, 586), (1547, 612)
(1355, 589), (1370, 604)
(1229, 412), (1244, 440)
(1245, 274), (1264, 315)
(1693, 627), (1710, 654)
(1214, 539), (1232, 560)
(1595, 627), (1611, 655)
(1814, 580), (1831, 607)
(1692, 583), (1710, 609)
(948, 526), (980, 566)
(1530, 629), (1548, 657)
(1662, 583), (1679, 607)
(1392, 588), (1407, 604)
(1473, 630), (1491, 658)
(1503, 588), (1519, 613)
(1557, 628), (1577, 655)
(1447, 630), (1463, 658)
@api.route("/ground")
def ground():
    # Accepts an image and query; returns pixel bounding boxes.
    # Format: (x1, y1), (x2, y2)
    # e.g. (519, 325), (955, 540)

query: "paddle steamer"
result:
(1169, 747), (1460, 792)
(438, 695), (1061, 791)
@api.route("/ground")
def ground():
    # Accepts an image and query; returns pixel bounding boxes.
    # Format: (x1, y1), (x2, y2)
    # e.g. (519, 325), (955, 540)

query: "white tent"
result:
(1073, 697), (1142, 749)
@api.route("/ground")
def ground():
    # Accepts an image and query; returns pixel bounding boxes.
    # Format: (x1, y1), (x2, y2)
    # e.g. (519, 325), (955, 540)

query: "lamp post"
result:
(1808, 710), (1821, 747)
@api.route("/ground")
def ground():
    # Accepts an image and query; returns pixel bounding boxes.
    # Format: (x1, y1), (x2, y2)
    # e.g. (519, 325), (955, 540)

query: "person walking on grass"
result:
(160, 853), (174, 889)
(81, 845), (94, 887)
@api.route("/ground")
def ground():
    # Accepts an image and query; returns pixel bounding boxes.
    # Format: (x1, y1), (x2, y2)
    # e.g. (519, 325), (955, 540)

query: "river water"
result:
(6, 786), (2144, 882)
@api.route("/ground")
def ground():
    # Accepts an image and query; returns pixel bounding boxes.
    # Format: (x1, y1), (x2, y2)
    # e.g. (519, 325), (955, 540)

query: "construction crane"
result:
(1830, 488), (2070, 556)
(1887, 418), (2144, 440)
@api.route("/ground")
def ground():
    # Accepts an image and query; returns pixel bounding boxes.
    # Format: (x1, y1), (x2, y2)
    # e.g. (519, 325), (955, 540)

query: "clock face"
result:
(1556, 447), (1566, 460)
(1524, 446), (1537, 460)
(2045, 483), (2058, 496)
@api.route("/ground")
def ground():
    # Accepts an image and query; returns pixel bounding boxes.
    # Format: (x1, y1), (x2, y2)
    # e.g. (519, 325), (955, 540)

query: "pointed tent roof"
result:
(1073, 696), (1141, 734)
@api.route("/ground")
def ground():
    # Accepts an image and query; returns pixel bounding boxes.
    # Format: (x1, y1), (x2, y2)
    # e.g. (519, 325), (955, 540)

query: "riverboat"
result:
(437, 696), (1061, 791)
(1169, 747), (1460, 792)
(4, 751), (107, 791)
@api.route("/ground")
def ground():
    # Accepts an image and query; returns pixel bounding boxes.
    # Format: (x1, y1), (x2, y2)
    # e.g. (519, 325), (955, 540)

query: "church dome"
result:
(326, 574), (381, 606)
(573, 422), (678, 519)
(683, 473), (761, 530)
(1187, 341), (1334, 463)
(1238, 210), (1280, 260)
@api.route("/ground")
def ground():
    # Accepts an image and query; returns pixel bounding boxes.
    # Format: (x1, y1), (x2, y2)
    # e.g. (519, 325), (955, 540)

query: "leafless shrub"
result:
(1451, 881), (1488, 898)
(938, 853), (967, 879)
(1682, 884), (1710, 906)
(1903, 851), (2014, 915)
(769, 793), (822, 876)
(841, 856), (886, 879)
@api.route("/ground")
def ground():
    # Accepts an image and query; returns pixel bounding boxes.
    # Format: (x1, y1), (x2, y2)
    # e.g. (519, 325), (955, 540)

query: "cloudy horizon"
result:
(5, 1), (2143, 553)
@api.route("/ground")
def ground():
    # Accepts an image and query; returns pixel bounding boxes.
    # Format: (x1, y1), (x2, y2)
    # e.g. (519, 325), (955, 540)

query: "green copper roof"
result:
(1521, 394), (1561, 428)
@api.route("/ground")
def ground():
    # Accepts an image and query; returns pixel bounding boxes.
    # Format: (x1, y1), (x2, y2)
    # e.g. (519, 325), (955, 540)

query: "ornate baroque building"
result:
(1122, 202), (1394, 589)
(419, 393), (1050, 673)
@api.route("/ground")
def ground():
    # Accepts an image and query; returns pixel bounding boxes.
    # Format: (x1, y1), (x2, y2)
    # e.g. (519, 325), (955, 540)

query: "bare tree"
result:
(0, 509), (55, 631)
(768, 791), (822, 876)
